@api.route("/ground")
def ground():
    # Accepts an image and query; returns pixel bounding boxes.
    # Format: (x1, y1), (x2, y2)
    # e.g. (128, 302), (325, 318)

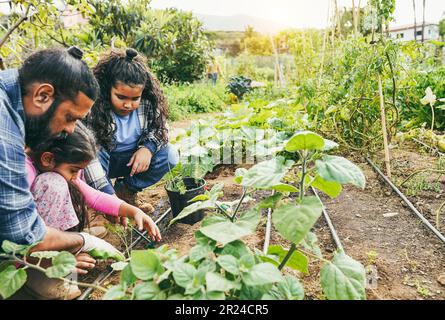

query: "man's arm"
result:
(29, 227), (84, 253)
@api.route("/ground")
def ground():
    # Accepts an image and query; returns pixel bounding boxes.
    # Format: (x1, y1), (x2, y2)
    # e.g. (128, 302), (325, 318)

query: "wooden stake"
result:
(378, 73), (391, 178)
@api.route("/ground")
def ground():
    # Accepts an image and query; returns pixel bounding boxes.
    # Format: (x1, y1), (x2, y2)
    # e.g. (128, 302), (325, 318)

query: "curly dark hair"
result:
(85, 48), (169, 152)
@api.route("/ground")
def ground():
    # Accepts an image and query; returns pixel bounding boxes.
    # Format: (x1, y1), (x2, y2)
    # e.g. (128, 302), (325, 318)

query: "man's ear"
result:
(32, 83), (55, 113)
(40, 152), (56, 170)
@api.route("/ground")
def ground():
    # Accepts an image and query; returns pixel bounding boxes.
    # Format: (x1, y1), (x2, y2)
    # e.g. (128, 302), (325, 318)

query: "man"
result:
(0, 47), (121, 299)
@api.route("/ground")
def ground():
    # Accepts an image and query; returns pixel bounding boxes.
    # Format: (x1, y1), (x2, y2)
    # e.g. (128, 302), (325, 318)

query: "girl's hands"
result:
(119, 202), (162, 242)
(127, 147), (152, 177)
(132, 209), (162, 242)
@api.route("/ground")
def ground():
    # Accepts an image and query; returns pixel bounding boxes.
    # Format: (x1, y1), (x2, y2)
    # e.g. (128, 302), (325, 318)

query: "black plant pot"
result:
(165, 178), (207, 225)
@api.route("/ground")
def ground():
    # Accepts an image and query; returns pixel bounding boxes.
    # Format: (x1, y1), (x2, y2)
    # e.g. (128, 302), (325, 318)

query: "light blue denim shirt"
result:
(112, 109), (142, 153)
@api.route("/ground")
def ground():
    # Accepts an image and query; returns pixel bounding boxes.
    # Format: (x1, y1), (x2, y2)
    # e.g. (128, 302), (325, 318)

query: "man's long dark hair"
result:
(19, 47), (99, 102)
(85, 48), (169, 152)
(30, 122), (98, 231)
(19, 47), (99, 149)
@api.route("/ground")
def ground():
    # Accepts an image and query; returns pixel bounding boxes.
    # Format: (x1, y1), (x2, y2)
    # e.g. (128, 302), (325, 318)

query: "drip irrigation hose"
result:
(412, 138), (445, 157)
(77, 208), (172, 300)
(366, 157), (445, 245)
(310, 186), (344, 252)
(262, 190), (276, 254)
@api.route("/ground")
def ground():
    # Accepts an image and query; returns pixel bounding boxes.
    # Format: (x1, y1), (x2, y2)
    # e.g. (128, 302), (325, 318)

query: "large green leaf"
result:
(240, 156), (294, 189)
(133, 282), (165, 300)
(262, 275), (304, 300)
(0, 266), (27, 299)
(311, 175), (343, 199)
(200, 222), (252, 246)
(200, 209), (260, 245)
(45, 252), (77, 278)
(103, 284), (127, 300)
(285, 131), (325, 152)
(316, 155), (366, 189)
(169, 184), (223, 225)
(236, 208), (262, 232)
(130, 250), (162, 281)
(271, 184), (299, 193)
(239, 284), (274, 300)
(205, 272), (238, 292)
(272, 197), (323, 244)
(189, 243), (214, 262)
(267, 245), (308, 274)
(172, 262), (197, 289)
(1, 240), (31, 256)
(301, 232), (323, 258)
(111, 261), (128, 271)
(242, 263), (284, 286)
(120, 264), (137, 286)
(169, 199), (215, 225)
(216, 255), (240, 275)
(30, 251), (60, 260)
(219, 240), (250, 259)
(257, 193), (283, 210)
(320, 252), (366, 300)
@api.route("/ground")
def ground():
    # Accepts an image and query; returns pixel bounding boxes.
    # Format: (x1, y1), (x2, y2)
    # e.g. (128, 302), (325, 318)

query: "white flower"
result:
(420, 87), (437, 106)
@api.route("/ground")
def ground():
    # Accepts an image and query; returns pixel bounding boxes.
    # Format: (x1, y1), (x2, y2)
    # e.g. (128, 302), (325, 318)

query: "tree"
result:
(0, 0), (93, 68)
(439, 17), (445, 42)
(87, 1), (213, 83)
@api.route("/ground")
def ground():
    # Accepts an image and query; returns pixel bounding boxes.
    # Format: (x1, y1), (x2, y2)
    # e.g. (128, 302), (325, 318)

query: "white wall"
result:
(389, 25), (440, 42)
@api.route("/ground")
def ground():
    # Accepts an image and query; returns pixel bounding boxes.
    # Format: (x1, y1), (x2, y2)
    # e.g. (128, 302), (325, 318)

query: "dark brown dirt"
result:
(83, 119), (445, 300)
(317, 154), (445, 300)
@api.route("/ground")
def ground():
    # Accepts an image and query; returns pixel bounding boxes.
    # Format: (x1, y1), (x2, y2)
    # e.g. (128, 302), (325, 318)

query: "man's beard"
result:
(25, 98), (65, 149)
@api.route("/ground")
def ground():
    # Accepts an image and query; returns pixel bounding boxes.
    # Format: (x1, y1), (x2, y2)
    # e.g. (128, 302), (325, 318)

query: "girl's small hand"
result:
(75, 253), (96, 275)
(128, 147), (152, 177)
(133, 209), (162, 242)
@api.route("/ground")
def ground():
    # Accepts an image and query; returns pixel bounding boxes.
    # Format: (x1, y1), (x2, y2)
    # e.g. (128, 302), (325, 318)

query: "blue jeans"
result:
(98, 143), (179, 194)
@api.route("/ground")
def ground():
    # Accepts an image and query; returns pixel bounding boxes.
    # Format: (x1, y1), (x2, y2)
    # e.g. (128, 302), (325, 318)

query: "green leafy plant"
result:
(115, 130), (367, 300)
(226, 76), (253, 100)
(0, 240), (108, 299)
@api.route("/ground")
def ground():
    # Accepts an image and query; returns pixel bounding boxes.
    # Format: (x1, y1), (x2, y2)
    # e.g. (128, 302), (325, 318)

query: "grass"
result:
(163, 82), (227, 121)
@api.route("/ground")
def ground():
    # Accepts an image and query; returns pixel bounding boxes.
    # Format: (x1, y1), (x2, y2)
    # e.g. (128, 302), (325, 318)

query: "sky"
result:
(150, 0), (445, 29)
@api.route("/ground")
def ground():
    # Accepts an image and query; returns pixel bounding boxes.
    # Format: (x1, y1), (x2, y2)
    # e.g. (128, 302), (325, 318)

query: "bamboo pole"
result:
(378, 73), (391, 178)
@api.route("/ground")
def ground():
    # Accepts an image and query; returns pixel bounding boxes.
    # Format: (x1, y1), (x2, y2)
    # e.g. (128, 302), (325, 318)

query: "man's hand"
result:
(80, 232), (125, 261)
(75, 253), (96, 275)
(127, 147), (152, 177)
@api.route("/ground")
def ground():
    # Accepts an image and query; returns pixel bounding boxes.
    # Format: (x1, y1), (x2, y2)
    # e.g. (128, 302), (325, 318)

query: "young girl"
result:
(83, 48), (178, 206)
(27, 122), (161, 242)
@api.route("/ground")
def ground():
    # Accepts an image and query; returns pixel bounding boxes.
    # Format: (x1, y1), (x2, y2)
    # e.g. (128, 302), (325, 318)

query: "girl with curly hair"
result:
(83, 48), (178, 209)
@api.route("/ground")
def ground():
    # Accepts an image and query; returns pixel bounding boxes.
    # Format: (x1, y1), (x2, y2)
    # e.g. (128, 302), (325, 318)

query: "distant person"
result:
(207, 57), (222, 86)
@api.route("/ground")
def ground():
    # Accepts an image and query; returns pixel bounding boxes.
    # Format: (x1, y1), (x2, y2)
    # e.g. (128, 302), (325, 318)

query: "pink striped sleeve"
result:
(74, 176), (123, 217)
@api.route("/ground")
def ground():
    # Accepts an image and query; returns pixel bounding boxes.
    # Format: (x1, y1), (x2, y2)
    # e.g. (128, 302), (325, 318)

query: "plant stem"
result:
(4, 254), (108, 293)
(231, 187), (247, 222)
(299, 154), (308, 201)
(215, 202), (232, 220)
(400, 168), (444, 186)
(278, 243), (296, 270)
(279, 153), (311, 270)
(430, 103), (435, 131)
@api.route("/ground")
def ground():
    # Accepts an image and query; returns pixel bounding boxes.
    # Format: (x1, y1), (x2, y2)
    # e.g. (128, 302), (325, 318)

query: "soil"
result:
(82, 118), (445, 300)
